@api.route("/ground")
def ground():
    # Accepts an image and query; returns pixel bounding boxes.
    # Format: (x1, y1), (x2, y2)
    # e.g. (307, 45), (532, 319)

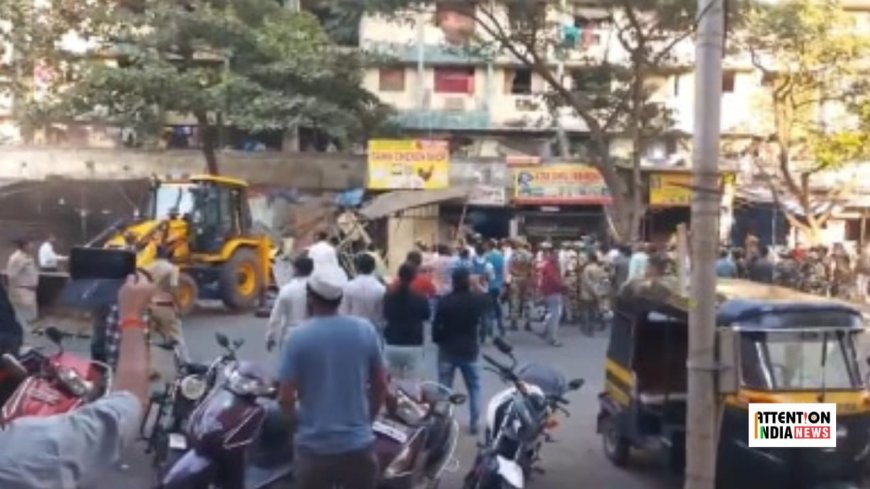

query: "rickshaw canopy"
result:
(616, 278), (864, 329)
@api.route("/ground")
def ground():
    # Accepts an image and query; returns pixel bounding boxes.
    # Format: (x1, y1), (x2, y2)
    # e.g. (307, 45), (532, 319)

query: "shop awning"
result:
(360, 188), (471, 220)
(735, 185), (844, 216)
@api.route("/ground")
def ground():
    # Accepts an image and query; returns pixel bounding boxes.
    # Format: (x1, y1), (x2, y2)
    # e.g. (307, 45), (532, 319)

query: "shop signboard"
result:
(649, 171), (736, 207)
(513, 164), (611, 205)
(469, 185), (507, 206)
(367, 139), (450, 190)
(649, 172), (692, 206)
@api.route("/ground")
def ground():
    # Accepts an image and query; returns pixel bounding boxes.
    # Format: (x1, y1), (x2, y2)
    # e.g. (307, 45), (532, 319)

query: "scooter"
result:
(142, 333), (242, 471)
(377, 380), (466, 489)
(464, 338), (583, 489)
(0, 327), (111, 424)
(162, 352), (466, 489)
(160, 352), (291, 489)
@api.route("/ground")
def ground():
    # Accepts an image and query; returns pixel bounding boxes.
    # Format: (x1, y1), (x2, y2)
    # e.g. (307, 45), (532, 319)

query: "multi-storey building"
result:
(359, 1), (870, 161)
(358, 2), (694, 160)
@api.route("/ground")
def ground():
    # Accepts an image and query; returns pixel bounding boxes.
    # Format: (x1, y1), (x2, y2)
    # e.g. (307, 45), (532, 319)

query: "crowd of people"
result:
(265, 232), (681, 441)
(8, 225), (870, 489)
(715, 234), (870, 301)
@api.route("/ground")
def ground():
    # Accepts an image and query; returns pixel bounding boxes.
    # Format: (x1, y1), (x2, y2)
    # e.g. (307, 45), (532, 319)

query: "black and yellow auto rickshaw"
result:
(598, 277), (870, 489)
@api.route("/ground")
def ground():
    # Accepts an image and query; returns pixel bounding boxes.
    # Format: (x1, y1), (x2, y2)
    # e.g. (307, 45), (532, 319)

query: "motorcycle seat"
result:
(248, 401), (294, 469)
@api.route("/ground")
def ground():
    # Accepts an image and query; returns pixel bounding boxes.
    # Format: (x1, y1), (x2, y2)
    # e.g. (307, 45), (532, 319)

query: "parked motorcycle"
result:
(376, 380), (466, 489)
(159, 339), (292, 489)
(0, 327), (111, 424)
(464, 338), (584, 489)
(162, 351), (466, 489)
(142, 332), (243, 471)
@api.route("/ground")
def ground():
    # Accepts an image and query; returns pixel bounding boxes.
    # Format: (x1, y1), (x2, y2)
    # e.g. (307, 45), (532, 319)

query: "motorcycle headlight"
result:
(57, 367), (89, 397)
(179, 375), (207, 401)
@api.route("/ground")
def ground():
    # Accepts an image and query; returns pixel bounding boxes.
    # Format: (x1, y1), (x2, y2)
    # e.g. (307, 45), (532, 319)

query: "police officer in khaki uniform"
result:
(146, 246), (188, 367)
(5, 237), (39, 336)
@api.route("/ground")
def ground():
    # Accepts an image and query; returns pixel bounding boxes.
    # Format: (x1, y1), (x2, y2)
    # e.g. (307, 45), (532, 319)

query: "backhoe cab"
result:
(102, 175), (270, 315)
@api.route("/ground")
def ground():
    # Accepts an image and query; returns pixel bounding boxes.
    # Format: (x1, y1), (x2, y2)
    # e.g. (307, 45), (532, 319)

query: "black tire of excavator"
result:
(219, 248), (262, 311)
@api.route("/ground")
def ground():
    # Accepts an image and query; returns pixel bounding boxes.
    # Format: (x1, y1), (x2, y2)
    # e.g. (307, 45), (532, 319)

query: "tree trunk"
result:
(629, 70), (647, 243)
(782, 212), (825, 246)
(195, 111), (220, 175)
(599, 164), (641, 243)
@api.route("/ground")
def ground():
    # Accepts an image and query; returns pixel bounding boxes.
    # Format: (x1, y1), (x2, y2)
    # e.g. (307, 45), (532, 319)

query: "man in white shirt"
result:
(266, 256), (314, 352)
(308, 231), (340, 272)
(340, 254), (386, 330)
(37, 234), (66, 271)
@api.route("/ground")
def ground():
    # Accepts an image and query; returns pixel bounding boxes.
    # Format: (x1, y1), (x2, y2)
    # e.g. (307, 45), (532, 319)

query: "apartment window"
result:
(508, 2), (546, 28)
(378, 67), (405, 92)
(722, 71), (736, 93)
(504, 69), (532, 95)
(572, 68), (611, 93)
(434, 67), (475, 94)
(573, 16), (607, 46)
(761, 71), (777, 88)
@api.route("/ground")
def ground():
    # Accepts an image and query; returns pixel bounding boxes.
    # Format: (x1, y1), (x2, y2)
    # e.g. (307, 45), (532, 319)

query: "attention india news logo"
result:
(748, 403), (837, 448)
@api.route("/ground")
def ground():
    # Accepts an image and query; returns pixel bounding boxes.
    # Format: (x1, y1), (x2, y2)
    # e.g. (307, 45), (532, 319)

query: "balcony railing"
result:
(392, 109), (491, 130)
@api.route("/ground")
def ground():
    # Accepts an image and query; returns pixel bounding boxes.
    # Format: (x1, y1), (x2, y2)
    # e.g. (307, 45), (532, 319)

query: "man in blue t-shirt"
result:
(277, 265), (388, 489)
(483, 240), (506, 338)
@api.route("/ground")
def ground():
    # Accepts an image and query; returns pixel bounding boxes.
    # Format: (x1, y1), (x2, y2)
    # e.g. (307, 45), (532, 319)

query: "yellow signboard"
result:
(367, 139), (450, 190)
(649, 172), (692, 207)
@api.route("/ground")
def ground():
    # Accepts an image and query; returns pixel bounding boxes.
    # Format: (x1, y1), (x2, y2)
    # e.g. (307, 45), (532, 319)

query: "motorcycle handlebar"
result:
(482, 354), (520, 386)
(549, 395), (570, 406)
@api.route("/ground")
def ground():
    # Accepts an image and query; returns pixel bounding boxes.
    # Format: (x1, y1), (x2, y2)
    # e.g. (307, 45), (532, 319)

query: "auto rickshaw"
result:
(597, 277), (870, 489)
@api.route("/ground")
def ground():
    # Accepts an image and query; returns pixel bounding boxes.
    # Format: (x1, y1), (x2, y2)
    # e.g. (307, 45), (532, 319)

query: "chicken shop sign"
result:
(367, 139), (450, 190)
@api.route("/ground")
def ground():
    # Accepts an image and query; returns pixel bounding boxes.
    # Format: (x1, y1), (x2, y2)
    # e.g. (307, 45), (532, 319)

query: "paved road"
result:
(59, 310), (679, 489)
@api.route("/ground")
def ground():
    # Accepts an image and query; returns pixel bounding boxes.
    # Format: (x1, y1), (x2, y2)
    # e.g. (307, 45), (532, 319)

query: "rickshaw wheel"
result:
(601, 416), (631, 466)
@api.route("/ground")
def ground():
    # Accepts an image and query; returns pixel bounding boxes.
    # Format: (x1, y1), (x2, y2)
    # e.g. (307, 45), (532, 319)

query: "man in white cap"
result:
(277, 264), (388, 489)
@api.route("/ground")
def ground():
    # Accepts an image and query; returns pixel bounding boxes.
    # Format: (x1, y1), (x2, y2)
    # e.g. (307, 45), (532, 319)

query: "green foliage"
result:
(808, 131), (867, 170)
(743, 0), (870, 167)
(741, 0), (870, 232)
(0, 0), (114, 124)
(6, 0), (389, 166)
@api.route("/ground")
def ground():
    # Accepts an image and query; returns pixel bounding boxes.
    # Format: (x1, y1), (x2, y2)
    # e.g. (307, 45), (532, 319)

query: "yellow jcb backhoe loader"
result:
(89, 174), (272, 316)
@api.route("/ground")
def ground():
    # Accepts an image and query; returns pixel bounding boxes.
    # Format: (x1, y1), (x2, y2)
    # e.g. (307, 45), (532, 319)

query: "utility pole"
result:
(685, 0), (724, 488)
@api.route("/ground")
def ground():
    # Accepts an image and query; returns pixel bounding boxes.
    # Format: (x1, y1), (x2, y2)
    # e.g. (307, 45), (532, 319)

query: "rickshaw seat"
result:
(639, 392), (688, 405)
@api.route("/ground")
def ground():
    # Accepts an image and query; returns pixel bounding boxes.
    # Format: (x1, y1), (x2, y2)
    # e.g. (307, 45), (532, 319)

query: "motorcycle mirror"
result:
(493, 337), (513, 355)
(232, 338), (245, 349)
(45, 327), (65, 346)
(448, 393), (467, 405)
(215, 333), (230, 348)
(0, 354), (28, 380)
(568, 378), (585, 391)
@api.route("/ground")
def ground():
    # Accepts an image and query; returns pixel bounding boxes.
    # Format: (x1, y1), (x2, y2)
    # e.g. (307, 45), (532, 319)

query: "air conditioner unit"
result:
(443, 97), (466, 111)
